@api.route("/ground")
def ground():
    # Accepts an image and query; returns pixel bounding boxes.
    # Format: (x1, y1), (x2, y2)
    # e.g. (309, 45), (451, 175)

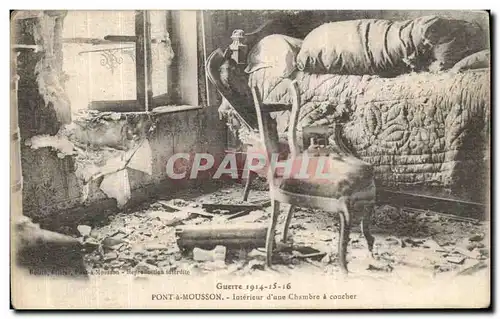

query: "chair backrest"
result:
(205, 48), (258, 130)
(251, 79), (301, 181)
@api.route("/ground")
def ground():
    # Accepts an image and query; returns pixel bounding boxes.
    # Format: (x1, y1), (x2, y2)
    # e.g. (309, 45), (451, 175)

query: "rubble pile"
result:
(76, 184), (488, 279)
(80, 200), (190, 275)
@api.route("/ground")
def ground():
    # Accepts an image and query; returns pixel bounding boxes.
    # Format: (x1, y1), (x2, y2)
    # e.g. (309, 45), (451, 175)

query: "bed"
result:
(248, 67), (490, 202)
(211, 17), (491, 211)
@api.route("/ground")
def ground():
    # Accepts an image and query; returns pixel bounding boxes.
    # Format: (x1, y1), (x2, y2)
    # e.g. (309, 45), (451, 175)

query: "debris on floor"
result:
(78, 182), (488, 280)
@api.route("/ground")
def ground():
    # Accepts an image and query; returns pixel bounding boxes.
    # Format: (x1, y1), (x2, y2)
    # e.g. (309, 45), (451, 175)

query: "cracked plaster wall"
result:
(22, 108), (227, 223)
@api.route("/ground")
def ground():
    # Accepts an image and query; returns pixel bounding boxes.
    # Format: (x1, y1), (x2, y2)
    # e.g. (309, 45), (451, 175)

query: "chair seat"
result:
(274, 152), (373, 198)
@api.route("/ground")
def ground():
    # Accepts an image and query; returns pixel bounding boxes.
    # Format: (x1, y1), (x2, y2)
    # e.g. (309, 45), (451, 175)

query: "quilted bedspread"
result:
(246, 68), (490, 197)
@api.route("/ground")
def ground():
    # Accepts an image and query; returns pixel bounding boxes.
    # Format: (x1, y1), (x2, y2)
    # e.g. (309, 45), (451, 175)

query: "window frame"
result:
(85, 10), (152, 113)
(64, 10), (204, 114)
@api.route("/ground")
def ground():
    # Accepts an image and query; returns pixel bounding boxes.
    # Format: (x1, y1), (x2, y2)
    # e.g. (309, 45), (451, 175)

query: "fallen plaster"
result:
(76, 183), (489, 282)
(26, 134), (77, 158)
(26, 110), (155, 208)
(100, 169), (132, 208)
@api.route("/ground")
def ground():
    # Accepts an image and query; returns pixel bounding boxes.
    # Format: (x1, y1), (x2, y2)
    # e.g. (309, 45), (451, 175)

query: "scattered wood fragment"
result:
(402, 206), (480, 223)
(446, 256), (466, 264)
(156, 200), (181, 212)
(227, 209), (253, 220)
(154, 202), (216, 219)
(291, 246), (322, 255)
(202, 203), (264, 213)
(249, 199), (271, 207)
(294, 252), (326, 261)
(367, 263), (394, 273)
(188, 210), (216, 219)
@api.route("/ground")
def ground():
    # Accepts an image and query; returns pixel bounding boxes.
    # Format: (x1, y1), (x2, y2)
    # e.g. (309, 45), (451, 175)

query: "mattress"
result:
(244, 68), (490, 197)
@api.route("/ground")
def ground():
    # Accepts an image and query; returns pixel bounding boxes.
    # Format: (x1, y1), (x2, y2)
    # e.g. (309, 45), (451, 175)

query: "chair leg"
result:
(242, 171), (256, 202)
(266, 200), (281, 267)
(361, 202), (375, 255)
(282, 205), (295, 243)
(338, 207), (352, 274)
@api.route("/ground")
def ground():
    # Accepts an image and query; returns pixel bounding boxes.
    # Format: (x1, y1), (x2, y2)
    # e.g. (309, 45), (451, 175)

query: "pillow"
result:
(245, 34), (303, 78)
(296, 16), (487, 76)
(427, 19), (488, 71)
(450, 50), (490, 73)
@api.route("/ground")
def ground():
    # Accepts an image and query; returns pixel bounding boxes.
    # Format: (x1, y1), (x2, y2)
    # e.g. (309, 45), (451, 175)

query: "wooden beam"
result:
(202, 203), (264, 213)
(135, 11), (146, 110)
(135, 11), (153, 111)
(175, 224), (268, 250)
(144, 12), (154, 111)
(200, 10), (216, 106)
(164, 10), (174, 104)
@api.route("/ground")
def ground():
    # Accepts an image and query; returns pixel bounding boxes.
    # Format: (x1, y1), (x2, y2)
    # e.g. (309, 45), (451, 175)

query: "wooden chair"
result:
(251, 79), (376, 274)
(205, 48), (288, 201)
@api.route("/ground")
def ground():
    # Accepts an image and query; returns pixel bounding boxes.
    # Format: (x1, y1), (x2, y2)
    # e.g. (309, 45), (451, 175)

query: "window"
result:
(62, 10), (199, 114)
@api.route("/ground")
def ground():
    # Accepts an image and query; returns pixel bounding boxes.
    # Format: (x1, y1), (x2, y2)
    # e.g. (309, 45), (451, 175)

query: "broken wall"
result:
(21, 108), (227, 226)
(13, 12), (227, 227)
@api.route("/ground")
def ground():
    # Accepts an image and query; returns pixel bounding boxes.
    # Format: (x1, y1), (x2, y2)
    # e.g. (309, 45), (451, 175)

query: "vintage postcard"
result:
(10, 9), (491, 310)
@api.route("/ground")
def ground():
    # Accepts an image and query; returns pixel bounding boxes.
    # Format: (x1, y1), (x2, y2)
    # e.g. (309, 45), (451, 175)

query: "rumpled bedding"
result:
(247, 68), (490, 192)
(296, 16), (487, 76)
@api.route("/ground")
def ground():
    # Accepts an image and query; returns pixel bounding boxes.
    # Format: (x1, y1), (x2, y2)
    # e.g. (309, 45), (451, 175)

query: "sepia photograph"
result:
(10, 9), (491, 310)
